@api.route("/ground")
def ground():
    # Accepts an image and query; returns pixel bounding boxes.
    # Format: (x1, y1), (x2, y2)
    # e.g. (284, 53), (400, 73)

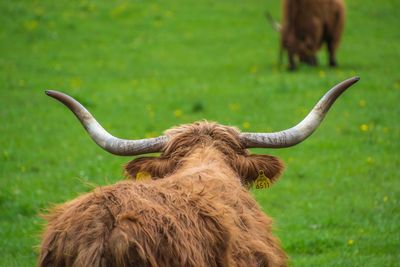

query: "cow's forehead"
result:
(164, 121), (241, 138)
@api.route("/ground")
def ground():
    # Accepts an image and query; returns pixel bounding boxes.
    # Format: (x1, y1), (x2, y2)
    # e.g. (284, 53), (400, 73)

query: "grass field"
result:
(1, 0), (399, 266)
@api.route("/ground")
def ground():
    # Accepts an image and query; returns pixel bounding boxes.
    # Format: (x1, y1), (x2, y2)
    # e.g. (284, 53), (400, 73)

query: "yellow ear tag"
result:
(136, 171), (152, 181)
(254, 170), (271, 189)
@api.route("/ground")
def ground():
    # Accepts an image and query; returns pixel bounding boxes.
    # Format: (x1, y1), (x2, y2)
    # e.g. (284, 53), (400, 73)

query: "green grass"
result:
(0, 0), (399, 266)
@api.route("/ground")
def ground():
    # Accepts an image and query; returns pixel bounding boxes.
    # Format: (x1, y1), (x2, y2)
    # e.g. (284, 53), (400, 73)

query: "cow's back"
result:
(39, 176), (286, 267)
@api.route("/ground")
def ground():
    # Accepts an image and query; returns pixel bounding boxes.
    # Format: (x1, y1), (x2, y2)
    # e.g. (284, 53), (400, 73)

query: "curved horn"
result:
(240, 77), (360, 148)
(45, 90), (167, 156)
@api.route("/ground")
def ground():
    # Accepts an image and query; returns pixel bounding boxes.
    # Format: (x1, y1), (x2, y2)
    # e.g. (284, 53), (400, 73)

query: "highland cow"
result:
(39, 77), (359, 267)
(269, 0), (346, 70)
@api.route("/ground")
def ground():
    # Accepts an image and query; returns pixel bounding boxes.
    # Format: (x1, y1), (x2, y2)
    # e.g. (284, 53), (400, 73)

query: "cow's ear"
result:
(233, 154), (285, 187)
(124, 157), (177, 180)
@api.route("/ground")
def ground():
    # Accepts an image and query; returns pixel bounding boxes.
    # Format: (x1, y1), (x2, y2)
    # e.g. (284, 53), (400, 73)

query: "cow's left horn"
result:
(240, 77), (360, 148)
(45, 90), (167, 156)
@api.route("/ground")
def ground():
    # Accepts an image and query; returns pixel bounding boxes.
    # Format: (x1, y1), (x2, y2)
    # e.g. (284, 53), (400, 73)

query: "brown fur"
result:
(281, 0), (345, 70)
(39, 121), (287, 267)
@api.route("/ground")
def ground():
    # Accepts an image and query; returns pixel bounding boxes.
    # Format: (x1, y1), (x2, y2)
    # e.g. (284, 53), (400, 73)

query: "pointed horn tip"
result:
(45, 90), (57, 96)
(347, 76), (360, 85)
(340, 76), (360, 89)
(45, 90), (68, 101)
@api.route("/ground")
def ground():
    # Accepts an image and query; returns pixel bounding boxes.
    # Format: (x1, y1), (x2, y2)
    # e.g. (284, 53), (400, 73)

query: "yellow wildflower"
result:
(242, 122), (250, 129)
(165, 10), (174, 18)
(360, 124), (369, 132)
(366, 157), (374, 164)
(145, 131), (157, 138)
(318, 70), (326, 78)
(70, 78), (81, 89)
(249, 65), (258, 74)
(358, 99), (366, 108)
(347, 239), (354, 246)
(18, 80), (26, 87)
(229, 103), (240, 112)
(24, 20), (38, 31)
(383, 196), (388, 202)
(394, 81), (400, 90)
(173, 109), (183, 118)
(110, 3), (128, 17)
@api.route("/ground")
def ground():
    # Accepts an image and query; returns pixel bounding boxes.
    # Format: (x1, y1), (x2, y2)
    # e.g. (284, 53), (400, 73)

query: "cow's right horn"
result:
(240, 77), (360, 148)
(45, 90), (168, 156)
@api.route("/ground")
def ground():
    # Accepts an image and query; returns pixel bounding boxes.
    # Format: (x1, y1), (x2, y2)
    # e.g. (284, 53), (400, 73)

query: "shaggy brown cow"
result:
(270, 0), (346, 70)
(39, 77), (359, 267)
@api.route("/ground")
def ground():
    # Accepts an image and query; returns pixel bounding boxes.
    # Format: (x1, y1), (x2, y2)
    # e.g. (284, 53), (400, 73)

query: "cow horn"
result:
(45, 90), (168, 156)
(240, 77), (360, 148)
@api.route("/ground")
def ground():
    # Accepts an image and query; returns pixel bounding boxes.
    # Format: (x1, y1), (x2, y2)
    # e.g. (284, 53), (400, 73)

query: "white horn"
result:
(45, 90), (167, 156)
(240, 77), (360, 148)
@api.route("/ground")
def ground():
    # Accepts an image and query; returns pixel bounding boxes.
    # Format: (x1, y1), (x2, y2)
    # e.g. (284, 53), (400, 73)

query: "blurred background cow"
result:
(268, 0), (346, 70)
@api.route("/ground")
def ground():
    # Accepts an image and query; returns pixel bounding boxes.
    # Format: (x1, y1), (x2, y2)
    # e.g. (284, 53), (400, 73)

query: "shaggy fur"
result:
(39, 121), (287, 267)
(281, 0), (345, 70)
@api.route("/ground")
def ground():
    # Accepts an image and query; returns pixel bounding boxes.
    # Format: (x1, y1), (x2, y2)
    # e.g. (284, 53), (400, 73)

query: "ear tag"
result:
(136, 171), (152, 181)
(254, 170), (271, 189)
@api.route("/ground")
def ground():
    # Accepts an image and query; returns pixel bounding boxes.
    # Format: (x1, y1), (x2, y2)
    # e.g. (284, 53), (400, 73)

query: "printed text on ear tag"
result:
(254, 170), (271, 189)
(136, 171), (152, 181)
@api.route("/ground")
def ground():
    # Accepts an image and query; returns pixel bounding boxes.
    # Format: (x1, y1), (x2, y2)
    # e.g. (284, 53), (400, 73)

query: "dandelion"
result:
(18, 80), (26, 87)
(366, 157), (374, 164)
(34, 7), (44, 16)
(249, 65), (258, 74)
(165, 10), (174, 18)
(20, 165), (26, 173)
(24, 20), (38, 31)
(318, 70), (326, 78)
(335, 70), (344, 76)
(154, 20), (162, 28)
(70, 78), (82, 89)
(394, 81), (400, 90)
(242, 121), (250, 129)
(131, 79), (139, 86)
(146, 105), (155, 119)
(358, 99), (366, 108)
(145, 131), (157, 138)
(184, 32), (193, 39)
(347, 239), (354, 246)
(229, 103), (240, 112)
(110, 3), (128, 17)
(150, 3), (159, 12)
(173, 109), (183, 118)
(360, 124), (369, 132)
